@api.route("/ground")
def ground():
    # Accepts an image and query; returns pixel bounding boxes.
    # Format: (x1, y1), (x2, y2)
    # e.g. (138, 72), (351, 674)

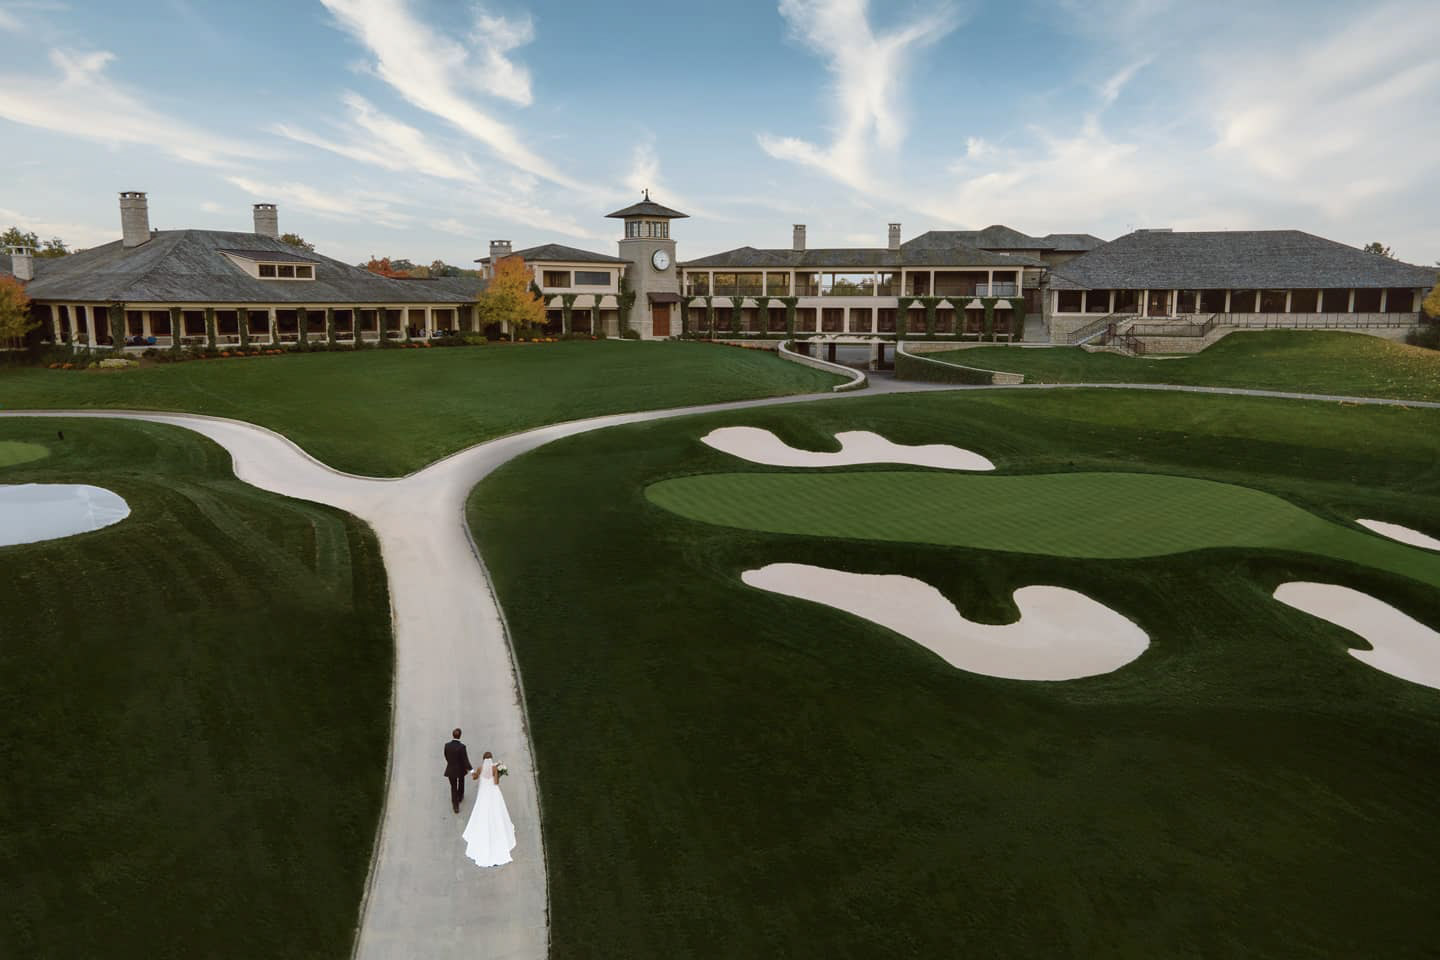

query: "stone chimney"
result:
(489, 240), (512, 261)
(793, 224), (806, 252)
(120, 191), (150, 248)
(253, 203), (279, 238)
(7, 245), (34, 281)
(888, 223), (902, 251)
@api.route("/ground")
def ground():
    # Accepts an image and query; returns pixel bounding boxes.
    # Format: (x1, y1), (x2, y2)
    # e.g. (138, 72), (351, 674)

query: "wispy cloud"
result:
(758, 0), (960, 191)
(0, 204), (116, 249)
(470, 8), (535, 106)
(0, 48), (265, 166)
(225, 175), (415, 229)
(318, 0), (579, 188)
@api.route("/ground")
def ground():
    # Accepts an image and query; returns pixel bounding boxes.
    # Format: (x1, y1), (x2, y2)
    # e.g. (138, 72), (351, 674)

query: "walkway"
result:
(3, 377), (1432, 958)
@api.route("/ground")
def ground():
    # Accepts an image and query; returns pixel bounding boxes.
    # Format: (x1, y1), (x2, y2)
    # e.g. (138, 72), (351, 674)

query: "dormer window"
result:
(257, 262), (314, 280)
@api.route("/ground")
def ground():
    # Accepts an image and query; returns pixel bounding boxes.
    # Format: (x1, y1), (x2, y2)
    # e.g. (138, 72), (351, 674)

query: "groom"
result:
(443, 728), (473, 814)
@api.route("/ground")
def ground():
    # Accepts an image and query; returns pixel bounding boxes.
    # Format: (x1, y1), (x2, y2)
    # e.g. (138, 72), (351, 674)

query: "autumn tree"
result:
(1424, 279), (1440, 320)
(279, 232), (315, 252)
(475, 256), (545, 339)
(363, 257), (410, 278)
(1363, 242), (1394, 258)
(0, 275), (36, 348)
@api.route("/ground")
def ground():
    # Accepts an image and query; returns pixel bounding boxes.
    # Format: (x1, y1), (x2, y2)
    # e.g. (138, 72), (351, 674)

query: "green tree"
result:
(0, 275), (36, 347)
(279, 233), (315, 252)
(1363, 242), (1394, 258)
(1, 226), (38, 250)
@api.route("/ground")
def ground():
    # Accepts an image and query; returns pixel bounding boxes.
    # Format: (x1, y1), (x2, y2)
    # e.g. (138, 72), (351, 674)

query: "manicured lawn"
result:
(470, 388), (1440, 959)
(0, 419), (391, 959)
(646, 471), (1440, 587)
(934, 330), (1440, 402)
(0, 341), (842, 476)
(0, 440), (49, 466)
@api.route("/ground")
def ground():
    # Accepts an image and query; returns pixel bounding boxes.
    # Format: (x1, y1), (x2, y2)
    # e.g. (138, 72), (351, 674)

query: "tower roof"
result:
(605, 192), (688, 220)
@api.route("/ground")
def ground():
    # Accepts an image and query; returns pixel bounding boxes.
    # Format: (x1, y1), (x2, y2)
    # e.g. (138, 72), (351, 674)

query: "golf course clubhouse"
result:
(4, 191), (1435, 348)
(6, 192), (481, 348)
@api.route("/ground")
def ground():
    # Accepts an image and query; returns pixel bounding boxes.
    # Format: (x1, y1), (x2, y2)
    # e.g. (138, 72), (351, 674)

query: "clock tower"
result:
(607, 191), (687, 338)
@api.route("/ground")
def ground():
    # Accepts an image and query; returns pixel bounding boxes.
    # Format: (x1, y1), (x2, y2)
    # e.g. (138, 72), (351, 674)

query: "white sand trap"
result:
(1274, 582), (1440, 691)
(742, 562), (1148, 681)
(1357, 519), (1440, 552)
(0, 483), (130, 547)
(703, 426), (994, 470)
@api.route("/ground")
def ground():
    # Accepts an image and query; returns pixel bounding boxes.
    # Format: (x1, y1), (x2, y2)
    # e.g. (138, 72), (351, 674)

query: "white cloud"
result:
(0, 48), (265, 167)
(470, 8), (535, 106)
(0, 205), (116, 250)
(758, 0), (960, 191)
(319, 0), (580, 189)
(199, 201), (224, 214)
(225, 175), (415, 229)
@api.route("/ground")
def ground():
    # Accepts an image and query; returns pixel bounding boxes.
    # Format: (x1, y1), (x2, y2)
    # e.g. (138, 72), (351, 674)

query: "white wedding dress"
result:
(462, 758), (517, 868)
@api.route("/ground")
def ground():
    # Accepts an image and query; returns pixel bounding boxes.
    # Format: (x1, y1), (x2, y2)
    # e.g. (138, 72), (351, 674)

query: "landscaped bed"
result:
(0, 418), (391, 959)
(930, 330), (1440, 402)
(469, 387), (1440, 958)
(0, 340), (844, 476)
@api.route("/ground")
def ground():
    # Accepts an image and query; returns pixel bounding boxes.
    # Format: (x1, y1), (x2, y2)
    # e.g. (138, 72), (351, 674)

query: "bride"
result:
(462, 751), (516, 868)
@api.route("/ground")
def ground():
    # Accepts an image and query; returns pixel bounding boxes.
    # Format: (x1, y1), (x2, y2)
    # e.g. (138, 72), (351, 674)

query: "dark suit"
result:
(444, 739), (472, 807)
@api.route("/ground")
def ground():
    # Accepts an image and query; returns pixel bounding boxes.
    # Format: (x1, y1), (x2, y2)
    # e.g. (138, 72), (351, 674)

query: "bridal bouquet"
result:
(495, 761), (509, 779)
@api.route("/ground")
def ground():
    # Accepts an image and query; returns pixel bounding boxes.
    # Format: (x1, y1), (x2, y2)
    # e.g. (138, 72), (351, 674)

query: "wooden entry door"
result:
(652, 303), (671, 337)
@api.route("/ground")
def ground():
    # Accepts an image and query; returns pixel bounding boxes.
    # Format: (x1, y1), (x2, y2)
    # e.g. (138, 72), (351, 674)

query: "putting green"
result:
(0, 441), (50, 467)
(645, 471), (1440, 588)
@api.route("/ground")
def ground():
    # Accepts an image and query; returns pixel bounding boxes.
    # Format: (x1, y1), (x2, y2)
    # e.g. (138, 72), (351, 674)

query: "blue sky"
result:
(1, 0), (1437, 265)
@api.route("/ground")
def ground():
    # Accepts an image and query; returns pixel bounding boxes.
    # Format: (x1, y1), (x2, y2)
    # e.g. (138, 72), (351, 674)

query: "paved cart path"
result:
(3, 378), (1432, 959)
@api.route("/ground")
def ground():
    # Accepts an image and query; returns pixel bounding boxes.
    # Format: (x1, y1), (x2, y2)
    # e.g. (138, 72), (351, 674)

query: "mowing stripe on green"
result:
(645, 471), (1440, 587)
(0, 440), (49, 467)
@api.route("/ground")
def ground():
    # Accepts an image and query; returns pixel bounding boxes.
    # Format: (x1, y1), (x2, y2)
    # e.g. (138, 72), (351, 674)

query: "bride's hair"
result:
(482, 751), (493, 760)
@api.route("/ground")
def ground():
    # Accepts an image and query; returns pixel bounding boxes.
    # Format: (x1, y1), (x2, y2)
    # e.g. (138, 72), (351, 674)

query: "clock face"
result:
(651, 250), (671, 271)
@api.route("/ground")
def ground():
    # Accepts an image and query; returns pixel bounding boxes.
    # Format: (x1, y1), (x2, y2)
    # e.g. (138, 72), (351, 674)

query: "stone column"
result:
(1414, 290), (1423, 313)
(425, 306), (434, 338)
(1224, 290), (1231, 313)
(267, 306), (277, 344)
(141, 311), (152, 339)
(1379, 290), (1387, 312)
(1108, 291), (1116, 312)
(49, 304), (61, 342)
(987, 269), (994, 296)
(1284, 290), (1292, 313)
(1348, 289), (1356, 313)
(1081, 291), (1088, 313)
(82, 306), (96, 347)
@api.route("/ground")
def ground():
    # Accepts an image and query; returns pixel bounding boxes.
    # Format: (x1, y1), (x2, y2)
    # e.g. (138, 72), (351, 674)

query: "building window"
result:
(542, 270), (571, 288)
(260, 263), (277, 277)
(1056, 291), (1083, 312)
(1085, 290), (1112, 313)
(574, 270), (610, 286)
(736, 272), (763, 296)
(626, 221), (640, 239)
(765, 272), (790, 295)
(296, 265), (312, 279)
(713, 273), (738, 296)
(278, 264), (295, 278)
(686, 274), (709, 296)
(256, 261), (314, 280)
(822, 273), (876, 296)
(1229, 290), (1258, 313)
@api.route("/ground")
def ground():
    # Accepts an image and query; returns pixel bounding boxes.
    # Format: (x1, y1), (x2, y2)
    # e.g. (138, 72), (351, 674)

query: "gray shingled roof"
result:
(679, 244), (1043, 270)
(902, 226), (1105, 253)
(477, 243), (627, 265)
(17, 230), (479, 304)
(1048, 230), (1439, 290)
(605, 199), (689, 219)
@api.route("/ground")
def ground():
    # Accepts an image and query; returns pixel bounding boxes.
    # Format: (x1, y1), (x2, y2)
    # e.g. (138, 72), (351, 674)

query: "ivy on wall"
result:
(780, 296), (798, 339)
(680, 295), (694, 336)
(728, 295), (745, 334)
(297, 306), (309, 346)
(169, 307), (183, 353)
(326, 307), (337, 346)
(1009, 297), (1027, 343)
(618, 276), (638, 336)
(237, 307), (250, 349)
(979, 297), (997, 340)
(755, 295), (771, 334)
(560, 293), (578, 335)
(204, 306), (217, 350)
(919, 296), (941, 337)
(704, 296), (715, 337)
(896, 296), (914, 339)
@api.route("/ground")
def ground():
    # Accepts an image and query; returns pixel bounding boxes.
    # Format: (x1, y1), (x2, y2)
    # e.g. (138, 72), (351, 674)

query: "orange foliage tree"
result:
(364, 257), (410, 278)
(0, 274), (36, 348)
(476, 256), (546, 339)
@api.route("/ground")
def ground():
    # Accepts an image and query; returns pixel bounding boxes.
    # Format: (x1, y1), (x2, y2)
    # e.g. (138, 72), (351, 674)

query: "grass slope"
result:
(646, 471), (1440, 587)
(935, 330), (1440, 402)
(0, 419), (391, 960)
(470, 388), (1440, 959)
(0, 341), (841, 476)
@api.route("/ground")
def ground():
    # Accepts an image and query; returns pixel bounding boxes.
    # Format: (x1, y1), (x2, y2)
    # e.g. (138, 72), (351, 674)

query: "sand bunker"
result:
(742, 563), (1148, 681)
(703, 427), (994, 471)
(1274, 582), (1440, 691)
(1358, 519), (1440, 552)
(0, 483), (130, 547)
